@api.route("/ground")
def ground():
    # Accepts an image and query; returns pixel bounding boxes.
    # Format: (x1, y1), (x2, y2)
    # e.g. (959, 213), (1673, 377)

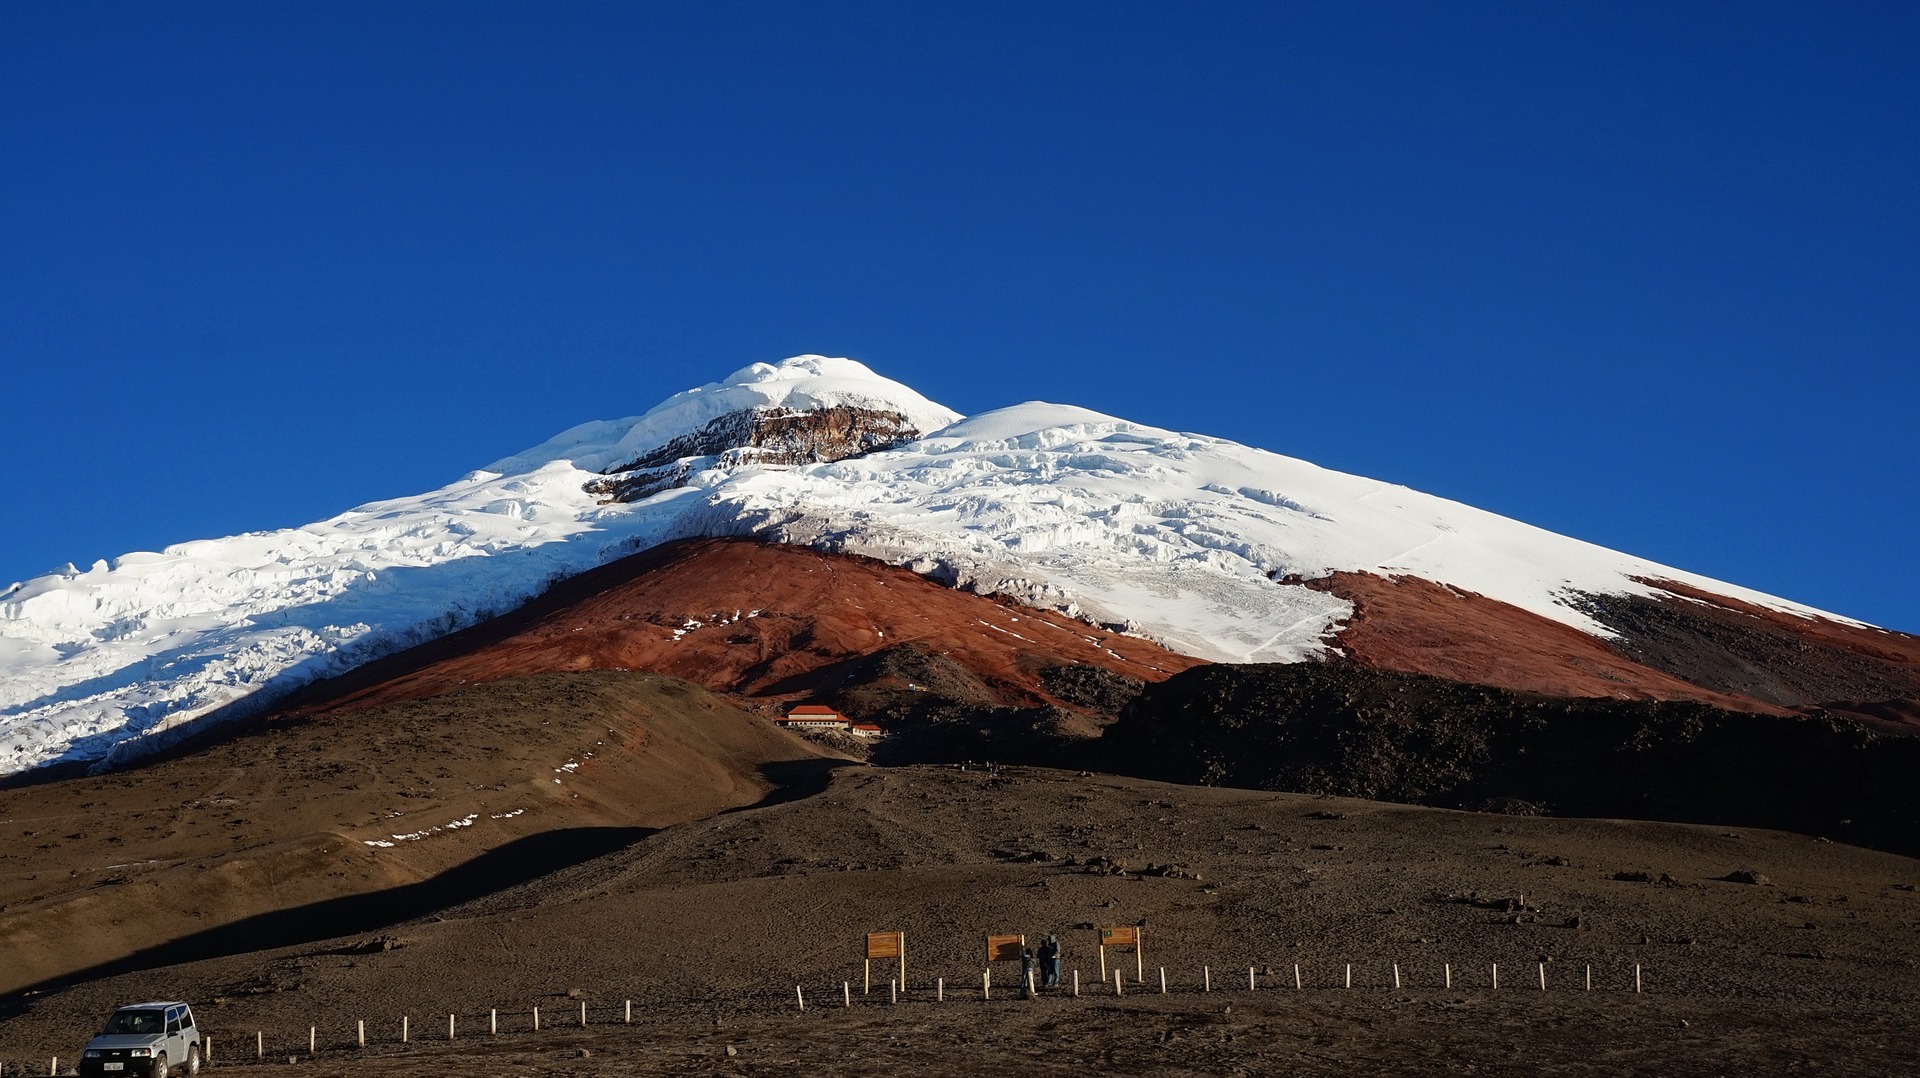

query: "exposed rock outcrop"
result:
(585, 406), (928, 503)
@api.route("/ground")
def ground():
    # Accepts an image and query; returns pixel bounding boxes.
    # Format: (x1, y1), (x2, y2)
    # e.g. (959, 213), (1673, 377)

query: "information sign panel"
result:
(986, 934), (1025, 962)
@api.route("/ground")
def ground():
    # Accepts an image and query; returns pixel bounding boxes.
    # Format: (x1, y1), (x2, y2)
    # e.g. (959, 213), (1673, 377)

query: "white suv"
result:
(79, 1002), (203, 1078)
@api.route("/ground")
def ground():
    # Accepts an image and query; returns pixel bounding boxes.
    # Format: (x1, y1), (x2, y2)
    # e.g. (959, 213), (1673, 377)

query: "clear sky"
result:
(3, 2), (1916, 631)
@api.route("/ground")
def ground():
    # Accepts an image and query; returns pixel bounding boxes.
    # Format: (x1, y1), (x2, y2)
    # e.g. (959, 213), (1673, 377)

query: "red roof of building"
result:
(787, 705), (843, 717)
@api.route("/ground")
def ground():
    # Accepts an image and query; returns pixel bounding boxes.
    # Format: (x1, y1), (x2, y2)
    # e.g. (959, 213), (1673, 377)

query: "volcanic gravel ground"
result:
(4, 766), (1918, 1074)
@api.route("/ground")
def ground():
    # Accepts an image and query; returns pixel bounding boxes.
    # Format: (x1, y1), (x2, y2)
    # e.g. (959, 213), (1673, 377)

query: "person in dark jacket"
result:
(1039, 934), (1062, 987)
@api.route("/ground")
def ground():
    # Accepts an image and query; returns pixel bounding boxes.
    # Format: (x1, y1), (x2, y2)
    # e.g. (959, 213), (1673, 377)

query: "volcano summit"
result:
(3, 355), (1916, 777)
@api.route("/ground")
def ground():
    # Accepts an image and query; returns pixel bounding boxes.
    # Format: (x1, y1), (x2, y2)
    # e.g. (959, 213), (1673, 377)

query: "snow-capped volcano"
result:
(0, 356), (1901, 776)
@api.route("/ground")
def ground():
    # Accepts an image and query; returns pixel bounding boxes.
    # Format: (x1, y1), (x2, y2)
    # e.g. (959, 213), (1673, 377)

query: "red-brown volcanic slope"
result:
(288, 538), (1201, 718)
(1307, 572), (1780, 711)
(1645, 577), (1920, 673)
(277, 536), (1917, 726)
(1307, 571), (1920, 720)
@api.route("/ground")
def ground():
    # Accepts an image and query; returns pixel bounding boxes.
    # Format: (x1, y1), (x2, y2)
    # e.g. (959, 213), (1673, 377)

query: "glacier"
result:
(0, 355), (1855, 776)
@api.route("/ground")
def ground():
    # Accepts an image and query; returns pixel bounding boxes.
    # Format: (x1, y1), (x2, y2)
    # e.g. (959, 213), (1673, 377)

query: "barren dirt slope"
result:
(0, 672), (835, 994)
(4, 765), (1917, 1074)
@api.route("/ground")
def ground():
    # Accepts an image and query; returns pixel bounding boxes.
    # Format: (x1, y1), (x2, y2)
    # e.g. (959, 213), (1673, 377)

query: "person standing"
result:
(1040, 934), (1062, 987)
(1021, 947), (1037, 996)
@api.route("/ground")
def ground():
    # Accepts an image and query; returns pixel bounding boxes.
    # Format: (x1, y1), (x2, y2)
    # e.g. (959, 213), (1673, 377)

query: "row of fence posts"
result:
(797, 961), (1645, 1009)
(166, 998), (642, 1067)
(16, 962), (1647, 1073)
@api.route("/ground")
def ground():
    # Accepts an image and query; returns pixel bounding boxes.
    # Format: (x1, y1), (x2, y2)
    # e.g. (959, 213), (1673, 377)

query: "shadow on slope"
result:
(1, 827), (650, 1013)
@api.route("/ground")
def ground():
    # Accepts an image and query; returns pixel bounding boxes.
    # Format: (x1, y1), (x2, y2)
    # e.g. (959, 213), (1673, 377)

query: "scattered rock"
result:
(1722, 869), (1771, 886)
(1612, 870), (1680, 886)
(1141, 862), (1202, 881)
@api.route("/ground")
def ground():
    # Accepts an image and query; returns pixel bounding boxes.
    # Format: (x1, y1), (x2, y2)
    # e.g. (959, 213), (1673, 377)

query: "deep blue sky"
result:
(3, 2), (1916, 630)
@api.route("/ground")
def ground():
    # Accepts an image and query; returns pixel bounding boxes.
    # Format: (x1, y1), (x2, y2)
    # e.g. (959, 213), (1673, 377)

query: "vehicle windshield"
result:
(103, 1010), (166, 1036)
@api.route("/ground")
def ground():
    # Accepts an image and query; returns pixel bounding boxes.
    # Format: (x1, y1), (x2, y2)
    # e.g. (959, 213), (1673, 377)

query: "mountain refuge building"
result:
(775, 705), (882, 736)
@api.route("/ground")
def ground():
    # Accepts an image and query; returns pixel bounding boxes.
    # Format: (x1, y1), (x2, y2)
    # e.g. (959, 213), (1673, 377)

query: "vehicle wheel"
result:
(185, 1044), (203, 1075)
(152, 1052), (170, 1078)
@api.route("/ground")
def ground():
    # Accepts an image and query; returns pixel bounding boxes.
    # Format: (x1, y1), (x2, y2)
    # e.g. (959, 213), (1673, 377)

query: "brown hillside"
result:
(5, 765), (1919, 1074)
(0, 672), (833, 995)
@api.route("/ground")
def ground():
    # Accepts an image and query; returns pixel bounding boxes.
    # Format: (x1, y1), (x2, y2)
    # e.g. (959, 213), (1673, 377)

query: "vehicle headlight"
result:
(130, 1047), (151, 1057)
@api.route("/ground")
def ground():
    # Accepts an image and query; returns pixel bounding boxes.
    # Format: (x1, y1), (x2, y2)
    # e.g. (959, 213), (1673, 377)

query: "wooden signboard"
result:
(863, 931), (906, 993)
(1096, 925), (1144, 982)
(986, 934), (1026, 963)
(867, 932), (904, 960)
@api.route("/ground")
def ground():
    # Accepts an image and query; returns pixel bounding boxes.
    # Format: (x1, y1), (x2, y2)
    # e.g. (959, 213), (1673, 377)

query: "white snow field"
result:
(0, 355), (1851, 776)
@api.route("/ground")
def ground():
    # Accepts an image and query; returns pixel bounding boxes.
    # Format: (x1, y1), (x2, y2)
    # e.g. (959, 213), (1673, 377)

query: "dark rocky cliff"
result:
(1101, 661), (1920, 856)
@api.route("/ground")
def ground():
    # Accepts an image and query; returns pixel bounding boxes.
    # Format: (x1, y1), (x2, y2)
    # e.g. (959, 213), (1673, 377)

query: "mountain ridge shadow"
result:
(1, 826), (652, 1014)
